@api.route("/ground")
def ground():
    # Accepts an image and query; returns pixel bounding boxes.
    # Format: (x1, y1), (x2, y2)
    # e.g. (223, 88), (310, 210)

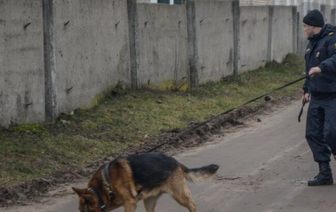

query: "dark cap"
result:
(303, 9), (325, 27)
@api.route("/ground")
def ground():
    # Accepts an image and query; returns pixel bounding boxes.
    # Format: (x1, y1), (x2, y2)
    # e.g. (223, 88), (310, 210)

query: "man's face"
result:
(304, 24), (315, 38)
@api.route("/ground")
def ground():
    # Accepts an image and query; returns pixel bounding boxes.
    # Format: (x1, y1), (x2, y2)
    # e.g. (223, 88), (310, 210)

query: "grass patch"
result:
(12, 124), (48, 134)
(0, 54), (305, 187)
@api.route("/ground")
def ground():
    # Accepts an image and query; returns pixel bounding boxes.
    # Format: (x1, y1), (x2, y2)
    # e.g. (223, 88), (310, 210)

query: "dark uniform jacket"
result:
(304, 24), (336, 98)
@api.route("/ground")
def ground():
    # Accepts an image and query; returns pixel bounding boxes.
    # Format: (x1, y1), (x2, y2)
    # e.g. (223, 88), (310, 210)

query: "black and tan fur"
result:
(73, 152), (219, 212)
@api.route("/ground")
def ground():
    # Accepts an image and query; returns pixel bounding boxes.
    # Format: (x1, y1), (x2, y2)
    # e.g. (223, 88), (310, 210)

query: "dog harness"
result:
(87, 163), (115, 212)
(88, 187), (106, 212)
(102, 162), (115, 199)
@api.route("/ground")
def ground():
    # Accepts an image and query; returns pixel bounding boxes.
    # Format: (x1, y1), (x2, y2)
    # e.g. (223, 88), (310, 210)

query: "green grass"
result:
(0, 54), (305, 187)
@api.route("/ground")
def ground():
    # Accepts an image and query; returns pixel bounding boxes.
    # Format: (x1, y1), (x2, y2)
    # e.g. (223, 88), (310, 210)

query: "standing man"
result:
(303, 9), (336, 186)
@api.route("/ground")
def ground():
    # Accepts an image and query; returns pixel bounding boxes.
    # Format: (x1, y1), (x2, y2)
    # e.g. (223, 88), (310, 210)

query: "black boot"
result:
(308, 162), (334, 186)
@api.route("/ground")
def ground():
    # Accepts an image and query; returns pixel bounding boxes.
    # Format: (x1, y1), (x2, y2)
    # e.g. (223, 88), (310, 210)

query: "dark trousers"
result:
(306, 96), (336, 163)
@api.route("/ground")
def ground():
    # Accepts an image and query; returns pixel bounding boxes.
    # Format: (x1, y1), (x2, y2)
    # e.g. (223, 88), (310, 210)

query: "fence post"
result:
(292, 6), (298, 54)
(296, 12), (300, 54)
(267, 6), (274, 62)
(320, 4), (326, 18)
(127, 0), (139, 89)
(331, 8), (336, 25)
(186, 0), (198, 88)
(232, 0), (240, 77)
(43, 0), (57, 122)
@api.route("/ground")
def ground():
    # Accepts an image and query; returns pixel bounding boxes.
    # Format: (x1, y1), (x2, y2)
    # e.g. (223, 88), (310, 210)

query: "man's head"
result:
(303, 9), (324, 38)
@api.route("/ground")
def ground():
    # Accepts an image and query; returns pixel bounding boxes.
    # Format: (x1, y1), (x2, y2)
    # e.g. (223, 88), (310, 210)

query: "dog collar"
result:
(88, 187), (106, 212)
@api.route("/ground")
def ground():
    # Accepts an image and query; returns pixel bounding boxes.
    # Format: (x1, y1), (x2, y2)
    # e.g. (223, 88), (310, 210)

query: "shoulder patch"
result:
(329, 32), (334, 36)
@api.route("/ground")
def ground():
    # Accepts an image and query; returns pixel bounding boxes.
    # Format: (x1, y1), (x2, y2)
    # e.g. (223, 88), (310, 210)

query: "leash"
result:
(146, 75), (307, 153)
(87, 74), (313, 211)
(297, 73), (317, 123)
(298, 99), (306, 122)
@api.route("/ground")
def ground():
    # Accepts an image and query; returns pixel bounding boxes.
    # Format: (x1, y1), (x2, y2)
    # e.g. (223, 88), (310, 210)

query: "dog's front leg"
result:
(123, 200), (137, 212)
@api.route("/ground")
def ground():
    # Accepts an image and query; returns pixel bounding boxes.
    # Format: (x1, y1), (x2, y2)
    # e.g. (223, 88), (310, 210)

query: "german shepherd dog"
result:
(73, 152), (219, 212)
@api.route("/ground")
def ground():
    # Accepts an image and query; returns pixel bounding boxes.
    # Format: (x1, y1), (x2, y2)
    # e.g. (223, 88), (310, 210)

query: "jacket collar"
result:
(308, 24), (328, 42)
(308, 32), (321, 42)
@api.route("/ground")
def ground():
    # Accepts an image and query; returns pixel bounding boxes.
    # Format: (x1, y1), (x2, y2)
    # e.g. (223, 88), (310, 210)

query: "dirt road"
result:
(3, 100), (336, 212)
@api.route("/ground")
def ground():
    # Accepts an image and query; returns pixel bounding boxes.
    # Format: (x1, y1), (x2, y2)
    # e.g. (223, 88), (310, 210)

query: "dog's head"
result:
(72, 187), (103, 212)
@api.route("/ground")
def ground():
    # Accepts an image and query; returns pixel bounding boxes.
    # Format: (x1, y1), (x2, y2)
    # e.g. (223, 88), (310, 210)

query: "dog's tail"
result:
(182, 164), (219, 183)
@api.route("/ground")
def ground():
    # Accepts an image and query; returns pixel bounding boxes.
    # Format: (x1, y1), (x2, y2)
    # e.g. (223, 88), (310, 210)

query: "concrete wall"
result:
(297, 2), (304, 55)
(194, 0), (235, 84)
(240, 6), (269, 72)
(297, 2), (310, 55)
(322, 4), (332, 24)
(331, 8), (336, 25)
(0, 0), (45, 126)
(272, 6), (296, 62)
(2, 0), (336, 126)
(53, 0), (131, 114)
(136, 3), (189, 89)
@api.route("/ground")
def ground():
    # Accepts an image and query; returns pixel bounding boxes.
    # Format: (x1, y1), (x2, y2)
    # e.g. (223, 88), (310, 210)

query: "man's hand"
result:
(308, 67), (321, 77)
(303, 93), (310, 103)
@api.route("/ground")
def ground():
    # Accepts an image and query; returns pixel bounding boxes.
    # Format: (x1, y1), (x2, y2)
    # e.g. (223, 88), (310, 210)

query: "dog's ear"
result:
(72, 187), (86, 196)
(82, 194), (95, 204)
(72, 187), (95, 204)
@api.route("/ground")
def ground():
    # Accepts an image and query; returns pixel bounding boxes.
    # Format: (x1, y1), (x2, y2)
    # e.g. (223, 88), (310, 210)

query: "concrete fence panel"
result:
(297, 2), (308, 55)
(194, 0), (235, 84)
(272, 6), (296, 62)
(239, 6), (269, 72)
(53, 0), (131, 115)
(136, 3), (189, 89)
(321, 4), (332, 24)
(0, 0), (45, 126)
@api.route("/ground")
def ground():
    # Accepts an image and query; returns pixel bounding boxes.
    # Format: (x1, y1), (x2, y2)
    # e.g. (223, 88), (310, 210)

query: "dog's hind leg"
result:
(170, 181), (197, 212)
(143, 194), (161, 212)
